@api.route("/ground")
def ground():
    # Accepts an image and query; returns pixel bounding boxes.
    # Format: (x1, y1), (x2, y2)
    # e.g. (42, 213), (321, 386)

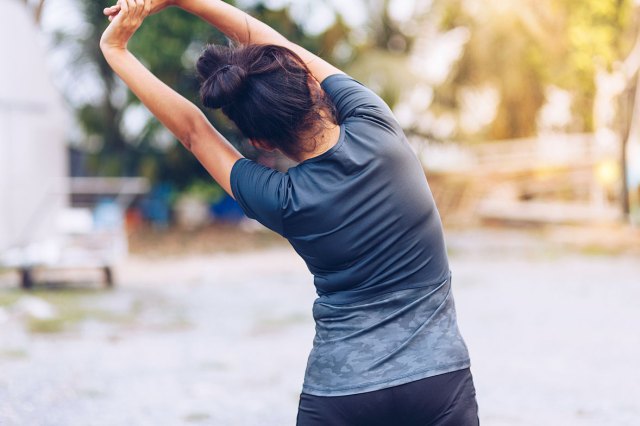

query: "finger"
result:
(127, 0), (139, 22)
(105, 10), (120, 19)
(103, 4), (120, 14)
(139, 0), (149, 19)
(133, 0), (144, 20)
(125, 0), (138, 19)
(125, 0), (137, 24)
(136, 0), (148, 19)
(103, 7), (119, 17)
(109, 8), (124, 23)
(118, 0), (129, 17)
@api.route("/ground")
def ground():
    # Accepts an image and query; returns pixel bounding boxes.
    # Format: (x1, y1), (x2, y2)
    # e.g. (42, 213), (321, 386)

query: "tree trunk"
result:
(623, 76), (640, 224)
(620, 85), (633, 217)
(612, 24), (640, 222)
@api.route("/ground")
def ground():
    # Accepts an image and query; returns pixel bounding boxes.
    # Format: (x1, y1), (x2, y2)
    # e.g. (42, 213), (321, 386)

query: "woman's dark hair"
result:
(196, 43), (337, 157)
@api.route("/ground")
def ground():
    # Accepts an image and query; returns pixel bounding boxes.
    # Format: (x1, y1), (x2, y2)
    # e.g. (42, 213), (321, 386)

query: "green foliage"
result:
(430, 0), (638, 140)
(431, 0), (547, 140)
(557, 0), (636, 130)
(345, 49), (413, 108)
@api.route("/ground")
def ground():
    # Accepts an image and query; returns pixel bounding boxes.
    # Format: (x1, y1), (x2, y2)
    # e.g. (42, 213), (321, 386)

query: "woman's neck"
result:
(295, 119), (341, 163)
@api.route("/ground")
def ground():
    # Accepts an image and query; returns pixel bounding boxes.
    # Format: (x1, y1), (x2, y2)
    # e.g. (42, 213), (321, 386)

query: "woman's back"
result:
(231, 74), (470, 396)
(232, 74), (450, 300)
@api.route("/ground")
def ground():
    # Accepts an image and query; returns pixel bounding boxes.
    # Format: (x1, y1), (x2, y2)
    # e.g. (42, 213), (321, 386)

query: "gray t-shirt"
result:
(230, 73), (470, 396)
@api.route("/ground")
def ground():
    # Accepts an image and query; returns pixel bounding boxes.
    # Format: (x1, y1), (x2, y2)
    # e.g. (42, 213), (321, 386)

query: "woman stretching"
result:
(101, 1), (479, 424)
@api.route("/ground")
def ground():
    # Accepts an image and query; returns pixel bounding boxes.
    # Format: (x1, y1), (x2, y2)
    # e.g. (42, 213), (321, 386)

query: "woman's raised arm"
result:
(101, 0), (241, 196)
(176, 0), (344, 83)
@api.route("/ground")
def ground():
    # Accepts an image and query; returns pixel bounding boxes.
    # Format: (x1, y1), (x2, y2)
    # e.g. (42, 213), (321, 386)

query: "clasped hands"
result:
(100, 0), (176, 51)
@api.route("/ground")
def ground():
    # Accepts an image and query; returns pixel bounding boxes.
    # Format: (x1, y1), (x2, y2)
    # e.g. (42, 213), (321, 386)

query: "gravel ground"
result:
(0, 228), (639, 425)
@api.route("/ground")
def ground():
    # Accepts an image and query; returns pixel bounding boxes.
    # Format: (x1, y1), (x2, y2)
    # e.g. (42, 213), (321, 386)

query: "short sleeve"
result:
(230, 158), (288, 235)
(321, 74), (397, 127)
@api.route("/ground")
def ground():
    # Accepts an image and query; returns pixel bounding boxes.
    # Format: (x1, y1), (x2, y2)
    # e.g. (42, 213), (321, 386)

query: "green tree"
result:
(409, 0), (637, 140)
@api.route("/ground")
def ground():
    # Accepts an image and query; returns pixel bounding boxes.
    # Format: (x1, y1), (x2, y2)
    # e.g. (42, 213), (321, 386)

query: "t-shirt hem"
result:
(301, 358), (471, 397)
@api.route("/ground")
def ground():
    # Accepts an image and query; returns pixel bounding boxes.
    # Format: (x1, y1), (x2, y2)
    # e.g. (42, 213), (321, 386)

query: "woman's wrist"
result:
(100, 43), (126, 54)
(100, 43), (131, 69)
(171, 0), (192, 9)
(99, 34), (130, 53)
(150, 0), (179, 14)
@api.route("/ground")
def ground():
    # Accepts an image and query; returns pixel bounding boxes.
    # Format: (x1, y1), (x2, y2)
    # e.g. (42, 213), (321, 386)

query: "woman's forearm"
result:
(100, 46), (241, 194)
(102, 46), (203, 148)
(178, 0), (287, 46)
(176, 0), (342, 82)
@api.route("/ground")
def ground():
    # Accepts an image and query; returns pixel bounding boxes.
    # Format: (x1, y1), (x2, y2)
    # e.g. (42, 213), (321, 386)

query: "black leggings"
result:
(296, 368), (479, 426)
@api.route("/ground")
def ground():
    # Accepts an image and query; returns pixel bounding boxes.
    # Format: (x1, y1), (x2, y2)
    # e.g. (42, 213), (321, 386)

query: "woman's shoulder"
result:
(322, 74), (402, 134)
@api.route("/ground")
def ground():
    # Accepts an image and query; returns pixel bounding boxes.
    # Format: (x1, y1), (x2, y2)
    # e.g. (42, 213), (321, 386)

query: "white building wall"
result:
(0, 0), (68, 251)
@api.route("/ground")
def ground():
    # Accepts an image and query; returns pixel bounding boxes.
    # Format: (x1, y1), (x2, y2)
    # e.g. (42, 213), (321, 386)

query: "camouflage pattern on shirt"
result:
(302, 274), (471, 396)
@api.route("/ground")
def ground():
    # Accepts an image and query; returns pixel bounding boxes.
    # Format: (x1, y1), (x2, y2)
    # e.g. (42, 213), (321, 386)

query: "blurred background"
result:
(1, 0), (639, 424)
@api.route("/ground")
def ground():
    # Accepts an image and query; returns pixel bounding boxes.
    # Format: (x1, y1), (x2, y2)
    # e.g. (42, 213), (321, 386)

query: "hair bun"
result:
(200, 64), (249, 109)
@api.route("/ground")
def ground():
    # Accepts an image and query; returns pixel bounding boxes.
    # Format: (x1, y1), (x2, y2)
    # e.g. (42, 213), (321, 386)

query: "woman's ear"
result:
(249, 138), (276, 152)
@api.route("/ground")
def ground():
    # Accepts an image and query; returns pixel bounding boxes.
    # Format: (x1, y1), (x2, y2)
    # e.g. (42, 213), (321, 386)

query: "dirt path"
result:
(1, 228), (639, 425)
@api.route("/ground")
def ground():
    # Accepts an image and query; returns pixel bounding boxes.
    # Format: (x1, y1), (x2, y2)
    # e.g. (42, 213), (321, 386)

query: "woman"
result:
(101, 1), (480, 424)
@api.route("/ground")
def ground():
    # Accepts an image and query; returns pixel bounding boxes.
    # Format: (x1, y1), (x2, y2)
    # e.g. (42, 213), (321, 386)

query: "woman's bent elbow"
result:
(179, 116), (209, 151)
(179, 131), (195, 151)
